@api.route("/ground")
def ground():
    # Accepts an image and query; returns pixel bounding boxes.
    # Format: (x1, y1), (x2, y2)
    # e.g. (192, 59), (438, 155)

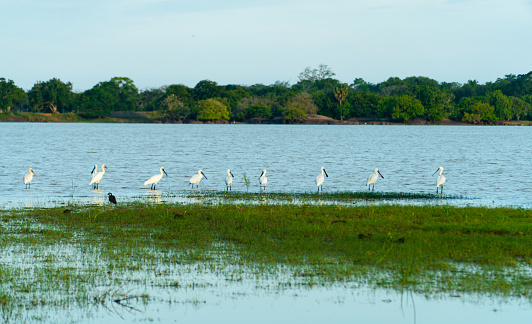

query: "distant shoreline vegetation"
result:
(1, 66), (532, 125)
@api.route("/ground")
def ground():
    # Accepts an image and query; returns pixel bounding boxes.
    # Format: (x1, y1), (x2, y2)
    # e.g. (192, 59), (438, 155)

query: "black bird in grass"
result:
(108, 192), (117, 205)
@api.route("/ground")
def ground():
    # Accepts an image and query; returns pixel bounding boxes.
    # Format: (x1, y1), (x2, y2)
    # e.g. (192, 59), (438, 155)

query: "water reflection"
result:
(185, 191), (204, 204)
(90, 195), (106, 206)
(259, 193), (268, 205)
(144, 190), (162, 204)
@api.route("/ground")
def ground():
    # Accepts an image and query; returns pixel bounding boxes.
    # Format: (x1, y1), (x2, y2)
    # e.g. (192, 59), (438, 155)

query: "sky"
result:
(1, 0), (531, 91)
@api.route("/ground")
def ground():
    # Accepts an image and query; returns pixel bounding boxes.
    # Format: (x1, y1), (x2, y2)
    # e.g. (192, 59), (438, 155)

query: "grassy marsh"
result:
(0, 193), (531, 321)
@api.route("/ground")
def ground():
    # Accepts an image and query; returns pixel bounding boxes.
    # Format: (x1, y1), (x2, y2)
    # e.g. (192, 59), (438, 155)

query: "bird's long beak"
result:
(324, 169), (328, 177)
(163, 169), (168, 177)
(33, 171), (37, 177)
(202, 171), (208, 180)
(378, 171), (384, 178)
(230, 172), (234, 178)
(432, 169), (439, 176)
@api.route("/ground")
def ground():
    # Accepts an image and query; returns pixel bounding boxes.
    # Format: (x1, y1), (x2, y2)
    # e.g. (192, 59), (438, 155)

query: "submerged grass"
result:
(165, 190), (466, 201)
(0, 198), (531, 321)
(19, 202), (532, 273)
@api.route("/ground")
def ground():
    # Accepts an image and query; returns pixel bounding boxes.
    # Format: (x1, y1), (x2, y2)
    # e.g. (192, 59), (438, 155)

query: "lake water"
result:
(1, 123), (531, 208)
(1, 123), (531, 323)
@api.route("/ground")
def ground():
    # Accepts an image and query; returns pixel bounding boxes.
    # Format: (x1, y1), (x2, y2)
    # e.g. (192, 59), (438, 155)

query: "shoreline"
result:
(1, 112), (530, 126)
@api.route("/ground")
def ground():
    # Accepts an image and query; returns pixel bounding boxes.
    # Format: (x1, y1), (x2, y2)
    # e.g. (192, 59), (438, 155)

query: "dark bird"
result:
(108, 192), (117, 205)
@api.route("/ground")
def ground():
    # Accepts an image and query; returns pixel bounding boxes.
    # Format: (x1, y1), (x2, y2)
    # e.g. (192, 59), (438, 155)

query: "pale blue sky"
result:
(1, 0), (531, 91)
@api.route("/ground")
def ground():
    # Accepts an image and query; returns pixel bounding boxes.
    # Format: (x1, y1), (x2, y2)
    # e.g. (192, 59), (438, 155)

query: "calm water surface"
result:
(1, 123), (531, 208)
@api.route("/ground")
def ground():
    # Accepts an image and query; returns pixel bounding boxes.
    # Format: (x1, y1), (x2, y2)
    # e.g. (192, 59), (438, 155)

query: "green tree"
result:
(238, 104), (272, 120)
(311, 90), (337, 118)
(412, 85), (454, 121)
(27, 78), (73, 113)
(161, 94), (190, 122)
(224, 86), (251, 116)
(0, 78), (27, 112)
(378, 95), (424, 122)
(351, 78), (370, 92)
(488, 90), (511, 120)
(76, 83), (118, 118)
(378, 77), (409, 96)
(334, 84), (349, 120)
(462, 101), (497, 124)
(109, 77), (139, 111)
(166, 84), (193, 107)
(196, 98), (230, 120)
(138, 87), (165, 111)
(286, 93), (318, 115)
(194, 80), (222, 101)
(349, 93), (380, 118)
(508, 96), (531, 121)
(234, 97), (273, 121)
(281, 102), (307, 122)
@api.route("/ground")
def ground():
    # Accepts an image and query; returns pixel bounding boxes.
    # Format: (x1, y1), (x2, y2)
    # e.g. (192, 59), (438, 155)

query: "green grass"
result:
(20, 203), (532, 271)
(0, 201), (531, 321)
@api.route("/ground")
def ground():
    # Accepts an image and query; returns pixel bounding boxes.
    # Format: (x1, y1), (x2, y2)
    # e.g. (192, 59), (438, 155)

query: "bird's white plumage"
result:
(89, 164), (107, 187)
(144, 167), (167, 187)
(366, 168), (383, 186)
(435, 167), (446, 188)
(225, 169), (234, 187)
(190, 170), (207, 188)
(315, 166), (328, 190)
(24, 168), (36, 186)
(259, 170), (267, 188)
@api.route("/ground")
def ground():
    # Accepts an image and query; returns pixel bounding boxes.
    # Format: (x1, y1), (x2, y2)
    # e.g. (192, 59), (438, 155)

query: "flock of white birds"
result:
(23, 165), (447, 198)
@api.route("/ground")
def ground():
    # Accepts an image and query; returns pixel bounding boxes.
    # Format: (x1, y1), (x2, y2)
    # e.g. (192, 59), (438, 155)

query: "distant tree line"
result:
(2, 66), (532, 124)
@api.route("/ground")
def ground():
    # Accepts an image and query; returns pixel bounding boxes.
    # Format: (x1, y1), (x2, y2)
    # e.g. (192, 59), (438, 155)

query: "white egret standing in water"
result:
(225, 169), (234, 191)
(366, 168), (384, 191)
(24, 168), (37, 189)
(144, 167), (168, 190)
(315, 166), (328, 192)
(189, 170), (207, 189)
(432, 166), (446, 193)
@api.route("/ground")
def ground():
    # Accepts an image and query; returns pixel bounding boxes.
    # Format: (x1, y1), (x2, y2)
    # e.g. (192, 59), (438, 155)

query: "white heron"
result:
(315, 166), (328, 192)
(366, 168), (384, 191)
(225, 169), (234, 191)
(432, 166), (446, 193)
(189, 170), (207, 189)
(144, 167), (168, 190)
(24, 168), (37, 189)
(259, 170), (267, 191)
(89, 164), (108, 189)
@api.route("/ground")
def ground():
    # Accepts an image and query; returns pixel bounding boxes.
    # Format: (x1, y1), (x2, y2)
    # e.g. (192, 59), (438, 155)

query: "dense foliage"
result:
(2, 67), (532, 123)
